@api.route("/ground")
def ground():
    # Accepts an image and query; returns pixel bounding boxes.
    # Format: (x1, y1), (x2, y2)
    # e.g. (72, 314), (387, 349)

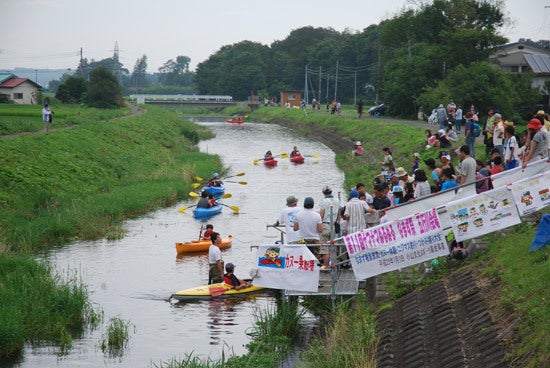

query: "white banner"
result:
(446, 186), (521, 242)
(510, 171), (550, 216)
(343, 209), (448, 281)
(254, 245), (319, 292)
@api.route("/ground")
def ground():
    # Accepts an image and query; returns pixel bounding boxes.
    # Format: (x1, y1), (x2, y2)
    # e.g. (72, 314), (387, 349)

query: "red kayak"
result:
(226, 119), (244, 124)
(290, 154), (305, 164)
(264, 158), (278, 167)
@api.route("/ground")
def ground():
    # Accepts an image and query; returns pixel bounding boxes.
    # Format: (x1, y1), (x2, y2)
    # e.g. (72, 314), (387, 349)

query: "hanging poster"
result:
(510, 171), (550, 216)
(343, 209), (448, 281)
(446, 186), (521, 242)
(254, 244), (319, 292)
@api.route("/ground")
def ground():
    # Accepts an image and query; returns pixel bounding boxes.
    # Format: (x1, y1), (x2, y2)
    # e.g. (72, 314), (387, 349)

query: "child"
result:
(380, 147), (393, 174)
(223, 263), (252, 290)
(503, 125), (518, 170)
(202, 224), (214, 240)
(208, 194), (217, 207)
(440, 167), (457, 192)
(391, 185), (404, 205)
(411, 152), (419, 173)
(490, 156), (503, 175)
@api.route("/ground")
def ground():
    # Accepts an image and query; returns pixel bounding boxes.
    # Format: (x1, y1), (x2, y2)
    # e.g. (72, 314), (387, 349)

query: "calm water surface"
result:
(15, 120), (344, 367)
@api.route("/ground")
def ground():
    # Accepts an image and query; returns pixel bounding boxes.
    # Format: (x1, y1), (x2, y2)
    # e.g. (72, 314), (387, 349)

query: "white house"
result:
(0, 73), (42, 104)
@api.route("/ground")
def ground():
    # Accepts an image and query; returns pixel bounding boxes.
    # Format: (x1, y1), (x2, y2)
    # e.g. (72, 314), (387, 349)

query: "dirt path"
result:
(1, 101), (145, 140)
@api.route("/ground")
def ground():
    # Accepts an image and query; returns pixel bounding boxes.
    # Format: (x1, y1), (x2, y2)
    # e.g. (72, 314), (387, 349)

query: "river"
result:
(12, 120), (345, 367)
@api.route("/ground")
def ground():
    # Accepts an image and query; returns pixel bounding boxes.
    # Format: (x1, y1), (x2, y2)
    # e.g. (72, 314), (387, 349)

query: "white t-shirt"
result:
(295, 208), (322, 240)
(503, 135), (518, 161)
(414, 181), (432, 199)
(493, 121), (505, 146)
(278, 206), (301, 243)
(208, 244), (221, 264)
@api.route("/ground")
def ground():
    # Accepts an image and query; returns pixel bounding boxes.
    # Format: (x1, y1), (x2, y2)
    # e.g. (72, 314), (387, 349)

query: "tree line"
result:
(53, 0), (547, 119)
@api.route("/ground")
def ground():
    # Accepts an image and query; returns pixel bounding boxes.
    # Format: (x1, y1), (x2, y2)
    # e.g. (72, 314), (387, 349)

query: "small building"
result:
(280, 91), (302, 108)
(0, 73), (42, 104)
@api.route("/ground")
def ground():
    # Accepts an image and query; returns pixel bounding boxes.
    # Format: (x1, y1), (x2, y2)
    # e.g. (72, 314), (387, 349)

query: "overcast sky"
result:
(1, 0), (549, 73)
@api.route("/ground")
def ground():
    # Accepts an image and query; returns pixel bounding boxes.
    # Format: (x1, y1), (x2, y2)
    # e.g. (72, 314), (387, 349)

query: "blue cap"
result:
(213, 172), (219, 177)
(349, 189), (359, 198)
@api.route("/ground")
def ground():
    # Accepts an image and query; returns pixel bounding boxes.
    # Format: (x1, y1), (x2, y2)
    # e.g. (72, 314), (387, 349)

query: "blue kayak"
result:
(193, 204), (223, 219)
(203, 185), (225, 198)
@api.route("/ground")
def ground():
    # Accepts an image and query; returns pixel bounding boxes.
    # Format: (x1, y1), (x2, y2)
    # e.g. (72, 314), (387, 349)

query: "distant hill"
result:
(0, 67), (73, 89)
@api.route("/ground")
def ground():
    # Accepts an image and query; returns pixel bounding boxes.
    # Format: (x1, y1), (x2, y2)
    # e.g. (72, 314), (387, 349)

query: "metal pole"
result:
(334, 60), (338, 101)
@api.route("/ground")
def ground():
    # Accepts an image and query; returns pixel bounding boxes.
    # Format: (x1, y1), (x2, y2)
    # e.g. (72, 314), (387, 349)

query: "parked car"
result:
(368, 103), (387, 116)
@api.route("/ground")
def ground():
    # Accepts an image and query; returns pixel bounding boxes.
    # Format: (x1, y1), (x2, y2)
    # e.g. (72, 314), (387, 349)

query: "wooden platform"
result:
(284, 268), (358, 296)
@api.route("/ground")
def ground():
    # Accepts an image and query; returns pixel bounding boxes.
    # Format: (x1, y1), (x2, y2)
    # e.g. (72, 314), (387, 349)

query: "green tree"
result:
(130, 55), (150, 93)
(157, 55), (193, 87)
(55, 76), (88, 103)
(87, 67), (124, 108)
(195, 41), (270, 100)
(416, 61), (539, 122)
(379, 0), (507, 116)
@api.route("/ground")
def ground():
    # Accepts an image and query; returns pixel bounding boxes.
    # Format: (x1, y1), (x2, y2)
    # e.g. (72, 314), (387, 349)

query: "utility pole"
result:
(318, 66), (322, 107)
(354, 71), (357, 106)
(334, 60), (338, 101)
(326, 73), (329, 104)
(80, 47), (84, 78)
(304, 65), (308, 104)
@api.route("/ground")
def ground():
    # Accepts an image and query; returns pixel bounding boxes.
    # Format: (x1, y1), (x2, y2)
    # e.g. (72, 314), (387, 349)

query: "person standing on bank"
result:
(208, 232), (224, 284)
(319, 186), (340, 243)
(273, 195), (301, 243)
(42, 102), (53, 133)
(294, 197), (324, 265)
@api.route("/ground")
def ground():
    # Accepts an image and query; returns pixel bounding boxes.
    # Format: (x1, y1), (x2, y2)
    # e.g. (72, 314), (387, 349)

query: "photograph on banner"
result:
(343, 209), (448, 281)
(254, 244), (319, 292)
(446, 186), (521, 242)
(510, 171), (550, 216)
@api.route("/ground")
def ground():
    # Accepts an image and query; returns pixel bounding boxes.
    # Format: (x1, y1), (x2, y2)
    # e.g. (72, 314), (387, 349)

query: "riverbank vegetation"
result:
(0, 105), (222, 359)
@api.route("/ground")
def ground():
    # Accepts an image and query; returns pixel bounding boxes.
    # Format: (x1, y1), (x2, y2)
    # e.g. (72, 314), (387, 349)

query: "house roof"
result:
(524, 54), (550, 74)
(0, 77), (41, 89)
(0, 72), (16, 84)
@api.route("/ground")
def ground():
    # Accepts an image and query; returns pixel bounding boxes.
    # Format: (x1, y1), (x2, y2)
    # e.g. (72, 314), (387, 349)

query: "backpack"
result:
(473, 122), (481, 137)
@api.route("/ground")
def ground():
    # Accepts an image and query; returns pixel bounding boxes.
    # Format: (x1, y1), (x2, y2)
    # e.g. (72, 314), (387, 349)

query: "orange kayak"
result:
(175, 236), (233, 254)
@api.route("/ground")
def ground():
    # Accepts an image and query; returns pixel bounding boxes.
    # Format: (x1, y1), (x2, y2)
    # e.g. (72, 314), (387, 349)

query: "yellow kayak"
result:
(171, 282), (266, 300)
(175, 236), (232, 254)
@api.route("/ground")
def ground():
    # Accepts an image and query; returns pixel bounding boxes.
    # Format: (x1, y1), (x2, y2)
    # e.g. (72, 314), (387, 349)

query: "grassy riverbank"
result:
(0, 104), (222, 358)
(247, 106), (549, 368)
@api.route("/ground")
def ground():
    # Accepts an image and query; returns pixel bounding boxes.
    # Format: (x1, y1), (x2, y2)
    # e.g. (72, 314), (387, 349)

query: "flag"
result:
(254, 244), (319, 292)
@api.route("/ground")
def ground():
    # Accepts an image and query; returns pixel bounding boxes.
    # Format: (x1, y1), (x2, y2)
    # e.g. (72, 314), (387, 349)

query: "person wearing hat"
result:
(273, 195), (301, 243)
(395, 167), (414, 190)
(319, 186), (340, 242)
(438, 151), (456, 176)
(294, 197), (324, 263)
(342, 189), (370, 235)
(353, 141), (363, 156)
(522, 118), (549, 168)
(42, 102), (53, 133)
(435, 129), (452, 149)
(535, 110), (550, 132)
(391, 185), (404, 205)
(223, 263), (252, 290)
(208, 232), (224, 284)
(208, 172), (223, 187)
(436, 103), (448, 130)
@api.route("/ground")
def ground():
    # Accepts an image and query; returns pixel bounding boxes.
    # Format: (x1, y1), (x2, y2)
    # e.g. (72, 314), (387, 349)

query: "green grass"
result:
(101, 316), (133, 358)
(473, 218), (550, 367)
(0, 104), (128, 135)
(0, 254), (99, 357)
(0, 105), (221, 252)
(298, 293), (377, 368)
